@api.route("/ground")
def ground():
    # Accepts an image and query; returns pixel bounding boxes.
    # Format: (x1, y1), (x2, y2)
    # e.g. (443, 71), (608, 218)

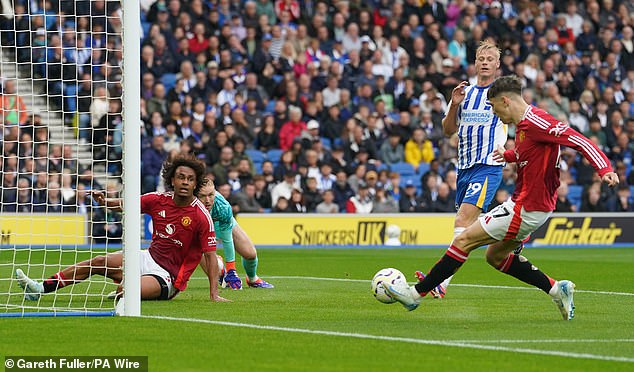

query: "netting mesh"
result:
(0, 0), (126, 315)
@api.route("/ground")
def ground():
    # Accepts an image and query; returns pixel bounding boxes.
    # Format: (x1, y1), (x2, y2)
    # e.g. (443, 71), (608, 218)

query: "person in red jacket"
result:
(278, 105), (306, 151)
(385, 75), (619, 320)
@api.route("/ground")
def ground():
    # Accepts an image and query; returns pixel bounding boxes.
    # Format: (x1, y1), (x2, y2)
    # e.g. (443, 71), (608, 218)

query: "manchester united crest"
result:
(181, 216), (192, 227)
(518, 130), (526, 143)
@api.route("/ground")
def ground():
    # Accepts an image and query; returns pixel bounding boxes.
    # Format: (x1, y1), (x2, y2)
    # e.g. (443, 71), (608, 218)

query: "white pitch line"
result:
(455, 339), (634, 344)
(190, 275), (634, 297)
(143, 315), (634, 363)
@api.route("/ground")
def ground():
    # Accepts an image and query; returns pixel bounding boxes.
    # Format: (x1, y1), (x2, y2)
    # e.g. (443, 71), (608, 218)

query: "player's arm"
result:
(441, 81), (469, 136)
(200, 220), (230, 302)
(89, 190), (123, 211)
(492, 145), (517, 163)
(537, 123), (619, 187)
(202, 250), (229, 302)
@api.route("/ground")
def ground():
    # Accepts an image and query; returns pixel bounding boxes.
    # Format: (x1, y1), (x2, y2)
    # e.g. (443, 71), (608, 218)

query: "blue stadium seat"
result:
(141, 21), (151, 38)
(253, 161), (263, 175)
(320, 137), (332, 149)
(567, 185), (583, 210)
(161, 73), (178, 91)
(417, 162), (431, 175)
(245, 149), (266, 163)
(266, 149), (284, 163)
(390, 162), (416, 177)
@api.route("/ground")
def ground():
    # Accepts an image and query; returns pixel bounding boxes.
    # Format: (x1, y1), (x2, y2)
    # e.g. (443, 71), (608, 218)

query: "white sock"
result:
(441, 227), (466, 289)
(409, 286), (422, 300)
(548, 281), (560, 297)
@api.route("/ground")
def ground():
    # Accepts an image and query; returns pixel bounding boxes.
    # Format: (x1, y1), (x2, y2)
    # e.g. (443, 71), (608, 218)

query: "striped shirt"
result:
(456, 84), (507, 170)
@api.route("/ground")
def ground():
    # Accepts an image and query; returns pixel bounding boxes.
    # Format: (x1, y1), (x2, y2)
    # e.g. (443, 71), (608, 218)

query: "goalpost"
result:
(0, 0), (140, 317)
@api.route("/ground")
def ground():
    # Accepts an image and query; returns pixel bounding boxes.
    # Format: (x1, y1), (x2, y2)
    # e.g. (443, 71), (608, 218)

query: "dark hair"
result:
(161, 154), (207, 195)
(488, 75), (523, 100)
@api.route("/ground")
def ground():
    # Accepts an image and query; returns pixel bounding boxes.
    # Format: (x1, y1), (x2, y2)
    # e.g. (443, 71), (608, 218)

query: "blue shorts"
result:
(455, 164), (503, 212)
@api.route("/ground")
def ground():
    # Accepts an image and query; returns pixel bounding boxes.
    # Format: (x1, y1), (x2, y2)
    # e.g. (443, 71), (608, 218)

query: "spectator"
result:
(404, 127), (435, 172)
(380, 131), (405, 165)
(316, 189), (339, 213)
(272, 196), (290, 212)
(372, 185), (399, 213)
(0, 80), (28, 126)
(271, 170), (297, 206)
(279, 106), (306, 151)
(398, 181), (421, 212)
(234, 182), (264, 213)
(346, 181), (373, 213)
(253, 175), (273, 209)
(288, 188), (306, 213)
(141, 135), (167, 193)
(608, 184), (634, 212)
(432, 182), (455, 213)
(580, 182), (606, 212)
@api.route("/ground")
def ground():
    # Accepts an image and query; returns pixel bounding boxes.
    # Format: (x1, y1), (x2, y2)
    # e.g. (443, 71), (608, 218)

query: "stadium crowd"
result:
(1, 0), (634, 220)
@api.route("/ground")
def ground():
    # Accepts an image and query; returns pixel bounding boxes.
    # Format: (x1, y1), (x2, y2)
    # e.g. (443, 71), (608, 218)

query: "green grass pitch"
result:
(1, 247), (633, 371)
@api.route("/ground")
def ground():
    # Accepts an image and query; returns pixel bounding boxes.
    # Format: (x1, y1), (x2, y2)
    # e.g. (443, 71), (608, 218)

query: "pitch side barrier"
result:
(0, 213), (631, 250)
(236, 213), (634, 249)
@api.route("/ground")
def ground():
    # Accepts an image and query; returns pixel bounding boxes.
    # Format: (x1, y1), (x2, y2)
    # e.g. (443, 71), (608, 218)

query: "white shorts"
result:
(479, 200), (551, 242)
(140, 250), (178, 300)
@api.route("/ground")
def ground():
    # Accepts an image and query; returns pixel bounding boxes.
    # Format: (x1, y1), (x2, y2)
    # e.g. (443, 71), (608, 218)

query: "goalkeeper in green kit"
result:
(197, 176), (273, 289)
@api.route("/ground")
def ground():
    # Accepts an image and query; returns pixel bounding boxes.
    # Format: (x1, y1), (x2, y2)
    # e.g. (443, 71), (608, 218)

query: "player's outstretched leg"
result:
(17, 253), (122, 301)
(233, 223), (273, 288)
(488, 241), (574, 320)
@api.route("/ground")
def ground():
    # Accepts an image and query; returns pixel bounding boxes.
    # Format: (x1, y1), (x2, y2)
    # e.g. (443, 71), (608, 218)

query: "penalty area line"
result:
(143, 315), (634, 363)
(190, 275), (634, 297)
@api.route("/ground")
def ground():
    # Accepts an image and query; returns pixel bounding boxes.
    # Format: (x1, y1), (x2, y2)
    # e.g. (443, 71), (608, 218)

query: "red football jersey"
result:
(141, 192), (216, 291)
(503, 106), (612, 212)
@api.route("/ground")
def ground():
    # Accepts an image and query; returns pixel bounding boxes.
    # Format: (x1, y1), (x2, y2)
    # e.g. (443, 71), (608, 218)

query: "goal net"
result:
(0, 0), (138, 316)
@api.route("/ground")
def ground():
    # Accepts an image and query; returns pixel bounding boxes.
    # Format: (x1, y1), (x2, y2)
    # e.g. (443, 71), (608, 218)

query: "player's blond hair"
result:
(475, 40), (501, 60)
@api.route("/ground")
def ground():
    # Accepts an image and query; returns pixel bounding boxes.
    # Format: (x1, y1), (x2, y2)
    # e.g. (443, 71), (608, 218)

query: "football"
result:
(371, 268), (407, 304)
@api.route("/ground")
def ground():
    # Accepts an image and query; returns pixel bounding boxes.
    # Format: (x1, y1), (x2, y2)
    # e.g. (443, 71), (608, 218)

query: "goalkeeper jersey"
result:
(211, 193), (234, 232)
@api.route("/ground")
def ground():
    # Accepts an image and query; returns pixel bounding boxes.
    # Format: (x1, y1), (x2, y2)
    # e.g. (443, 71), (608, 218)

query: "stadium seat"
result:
(320, 137), (332, 149)
(141, 21), (151, 38)
(160, 73), (178, 91)
(253, 161), (263, 175)
(567, 185), (583, 210)
(245, 149), (266, 163)
(266, 149), (284, 163)
(417, 162), (431, 175)
(390, 162), (416, 177)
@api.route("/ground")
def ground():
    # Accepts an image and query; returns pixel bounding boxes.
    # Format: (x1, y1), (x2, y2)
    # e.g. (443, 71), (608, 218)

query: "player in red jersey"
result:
(16, 154), (230, 303)
(385, 75), (619, 319)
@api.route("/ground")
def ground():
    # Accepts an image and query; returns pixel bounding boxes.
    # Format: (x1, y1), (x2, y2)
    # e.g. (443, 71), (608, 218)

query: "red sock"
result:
(414, 245), (468, 295)
(43, 272), (69, 293)
(225, 261), (236, 271)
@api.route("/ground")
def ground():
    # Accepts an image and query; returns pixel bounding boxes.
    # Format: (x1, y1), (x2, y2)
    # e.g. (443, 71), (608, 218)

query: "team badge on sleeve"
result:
(181, 216), (192, 227)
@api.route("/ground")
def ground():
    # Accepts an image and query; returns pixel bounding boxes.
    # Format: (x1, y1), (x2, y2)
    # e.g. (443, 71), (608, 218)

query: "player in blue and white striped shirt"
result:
(418, 41), (507, 298)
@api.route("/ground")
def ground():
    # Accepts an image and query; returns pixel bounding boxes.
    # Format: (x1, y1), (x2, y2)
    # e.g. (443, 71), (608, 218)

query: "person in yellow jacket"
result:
(404, 127), (435, 172)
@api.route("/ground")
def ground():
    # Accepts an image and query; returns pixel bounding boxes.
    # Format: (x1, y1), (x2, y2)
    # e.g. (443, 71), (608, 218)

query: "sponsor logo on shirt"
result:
(548, 122), (568, 137)
(165, 223), (175, 235)
(158, 210), (166, 218)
